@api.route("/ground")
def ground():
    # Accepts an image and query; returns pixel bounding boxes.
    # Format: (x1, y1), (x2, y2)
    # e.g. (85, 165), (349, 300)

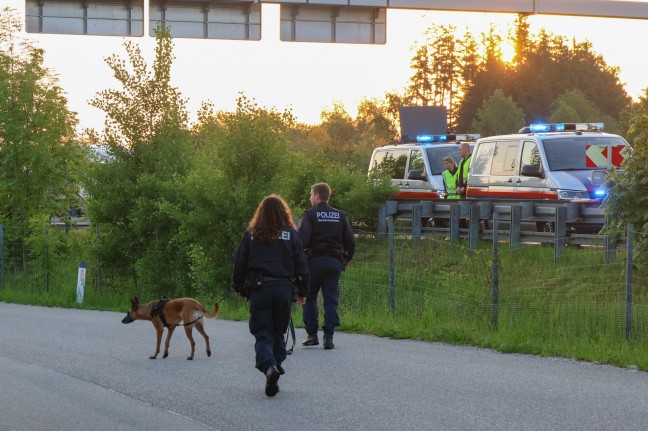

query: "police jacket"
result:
(232, 227), (310, 296)
(298, 202), (355, 263)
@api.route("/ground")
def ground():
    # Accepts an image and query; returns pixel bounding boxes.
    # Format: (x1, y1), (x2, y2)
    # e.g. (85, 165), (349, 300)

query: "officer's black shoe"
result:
(265, 365), (280, 397)
(323, 335), (334, 350)
(277, 364), (285, 375)
(302, 335), (319, 346)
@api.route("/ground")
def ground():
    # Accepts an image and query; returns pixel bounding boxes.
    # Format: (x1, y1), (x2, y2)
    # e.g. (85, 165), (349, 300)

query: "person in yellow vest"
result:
(456, 142), (472, 198)
(441, 156), (459, 199)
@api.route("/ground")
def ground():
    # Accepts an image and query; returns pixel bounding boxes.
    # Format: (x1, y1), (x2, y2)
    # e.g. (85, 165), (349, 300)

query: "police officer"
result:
(441, 156), (459, 199)
(456, 142), (472, 198)
(232, 194), (309, 397)
(299, 182), (355, 350)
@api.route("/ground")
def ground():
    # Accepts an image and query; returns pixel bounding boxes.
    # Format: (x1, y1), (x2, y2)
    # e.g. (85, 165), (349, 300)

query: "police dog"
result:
(122, 296), (219, 360)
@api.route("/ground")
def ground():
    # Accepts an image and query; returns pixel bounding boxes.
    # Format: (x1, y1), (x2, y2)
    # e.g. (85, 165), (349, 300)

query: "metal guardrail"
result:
(378, 199), (619, 260)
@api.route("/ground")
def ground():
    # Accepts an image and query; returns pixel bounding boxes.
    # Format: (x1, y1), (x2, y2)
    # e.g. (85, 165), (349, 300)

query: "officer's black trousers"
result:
(303, 256), (342, 336)
(249, 280), (293, 373)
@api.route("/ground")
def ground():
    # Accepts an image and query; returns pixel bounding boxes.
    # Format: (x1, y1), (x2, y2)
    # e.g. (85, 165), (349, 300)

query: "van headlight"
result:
(557, 190), (590, 200)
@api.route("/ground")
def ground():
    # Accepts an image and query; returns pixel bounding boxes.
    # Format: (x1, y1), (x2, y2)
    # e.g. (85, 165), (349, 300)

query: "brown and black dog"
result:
(122, 296), (219, 360)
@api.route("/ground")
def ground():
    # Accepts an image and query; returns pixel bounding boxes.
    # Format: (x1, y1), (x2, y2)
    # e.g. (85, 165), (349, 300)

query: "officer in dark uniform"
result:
(232, 194), (309, 397)
(298, 182), (355, 350)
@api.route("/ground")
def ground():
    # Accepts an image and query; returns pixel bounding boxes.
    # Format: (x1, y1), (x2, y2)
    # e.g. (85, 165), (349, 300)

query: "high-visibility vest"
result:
(442, 169), (459, 199)
(458, 154), (471, 188)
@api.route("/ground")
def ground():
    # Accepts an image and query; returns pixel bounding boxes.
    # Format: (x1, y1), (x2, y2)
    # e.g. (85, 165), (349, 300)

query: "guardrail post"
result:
(469, 201), (479, 251)
(554, 206), (566, 260)
(377, 203), (387, 241)
(625, 223), (634, 340)
(492, 211), (499, 328)
(412, 204), (421, 247)
(450, 205), (460, 244)
(509, 205), (521, 249)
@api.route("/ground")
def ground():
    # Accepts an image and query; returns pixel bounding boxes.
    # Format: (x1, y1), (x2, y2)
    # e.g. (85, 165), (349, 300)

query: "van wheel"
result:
(536, 221), (555, 233)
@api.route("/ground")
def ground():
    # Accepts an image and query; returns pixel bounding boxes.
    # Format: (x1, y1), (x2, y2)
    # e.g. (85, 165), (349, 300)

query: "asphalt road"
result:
(1, 301), (647, 431)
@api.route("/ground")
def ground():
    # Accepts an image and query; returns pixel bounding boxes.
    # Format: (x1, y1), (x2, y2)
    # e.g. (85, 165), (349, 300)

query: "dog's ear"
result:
(132, 296), (139, 305)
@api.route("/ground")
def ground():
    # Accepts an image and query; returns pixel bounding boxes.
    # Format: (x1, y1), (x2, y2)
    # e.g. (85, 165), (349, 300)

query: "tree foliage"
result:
(603, 88), (648, 265)
(84, 24), (194, 295)
(0, 7), (83, 263)
(471, 89), (525, 136)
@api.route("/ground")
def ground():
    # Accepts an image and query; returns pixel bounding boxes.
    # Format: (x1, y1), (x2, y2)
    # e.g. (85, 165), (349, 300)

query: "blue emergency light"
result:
(594, 189), (606, 198)
(416, 133), (480, 143)
(527, 123), (605, 133)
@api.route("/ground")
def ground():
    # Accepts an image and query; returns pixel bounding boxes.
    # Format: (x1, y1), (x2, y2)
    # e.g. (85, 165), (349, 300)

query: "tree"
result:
(404, 25), (474, 131)
(0, 7), (83, 266)
(457, 17), (630, 130)
(471, 89), (525, 136)
(85, 24), (194, 295)
(603, 88), (648, 264)
(548, 89), (618, 131)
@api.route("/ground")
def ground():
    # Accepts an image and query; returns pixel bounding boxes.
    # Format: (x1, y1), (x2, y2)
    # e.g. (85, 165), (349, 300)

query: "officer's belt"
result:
(310, 252), (341, 258)
(262, 275), (290, 282)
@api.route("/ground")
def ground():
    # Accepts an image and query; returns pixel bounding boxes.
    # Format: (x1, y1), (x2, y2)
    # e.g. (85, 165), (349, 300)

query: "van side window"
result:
(371, 149), (408, 179)
(409, 150), (426, 175)
(520, 141), (542, 173)
(471, 141), (495, 176)
(491, 141), (520, 175)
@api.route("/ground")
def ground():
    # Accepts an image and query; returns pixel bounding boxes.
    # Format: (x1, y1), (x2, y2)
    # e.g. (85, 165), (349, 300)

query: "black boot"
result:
(323, 334), (334, 350)
(302, 334), (319, 346)
(265, 365), (280, 397)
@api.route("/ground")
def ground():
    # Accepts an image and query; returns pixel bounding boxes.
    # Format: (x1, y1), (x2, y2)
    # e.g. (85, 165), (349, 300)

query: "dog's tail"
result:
(204, 302), (220, 319)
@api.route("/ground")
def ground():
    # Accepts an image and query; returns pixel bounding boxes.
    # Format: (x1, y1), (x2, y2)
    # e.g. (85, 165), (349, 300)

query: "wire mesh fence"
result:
(2, 225), (648, 347)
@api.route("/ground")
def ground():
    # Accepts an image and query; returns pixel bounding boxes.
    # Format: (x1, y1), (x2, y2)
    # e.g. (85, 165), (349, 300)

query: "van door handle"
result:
(507, 178), (513, 183)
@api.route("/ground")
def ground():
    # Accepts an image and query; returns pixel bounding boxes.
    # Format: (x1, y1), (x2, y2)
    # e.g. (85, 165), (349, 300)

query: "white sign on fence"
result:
(76, 261), (86, 304)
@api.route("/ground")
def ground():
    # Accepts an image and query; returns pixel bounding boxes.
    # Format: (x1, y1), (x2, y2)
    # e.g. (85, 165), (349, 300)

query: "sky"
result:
(4, 0), (648, 132)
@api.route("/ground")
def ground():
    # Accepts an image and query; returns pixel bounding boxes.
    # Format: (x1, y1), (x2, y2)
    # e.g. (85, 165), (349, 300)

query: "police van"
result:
(466, 123), (629, 230)
(369, 133), (478, 201)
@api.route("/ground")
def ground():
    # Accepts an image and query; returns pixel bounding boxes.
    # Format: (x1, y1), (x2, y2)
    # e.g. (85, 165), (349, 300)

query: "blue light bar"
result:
(415, 133), (480, 143)
(527, 123), (604, 133)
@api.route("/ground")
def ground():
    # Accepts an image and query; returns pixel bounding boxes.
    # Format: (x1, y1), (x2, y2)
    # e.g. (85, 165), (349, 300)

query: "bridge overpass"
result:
(25, 0), (648, 44)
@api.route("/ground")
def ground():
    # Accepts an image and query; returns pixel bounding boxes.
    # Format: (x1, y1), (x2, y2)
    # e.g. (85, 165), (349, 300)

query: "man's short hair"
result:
(312, 182), (331, 202)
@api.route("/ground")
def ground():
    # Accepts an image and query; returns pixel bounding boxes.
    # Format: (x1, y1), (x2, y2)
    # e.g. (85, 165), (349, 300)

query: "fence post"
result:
(0, 224), (5, 289)
(625, 224), (634, 340)
(387, 215), (395, 314)
(492, 211), (499, 328)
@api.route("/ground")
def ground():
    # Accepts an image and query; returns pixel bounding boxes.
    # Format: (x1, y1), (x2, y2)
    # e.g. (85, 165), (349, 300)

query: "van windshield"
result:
(425, 146), (463, 175)
(542, 136), (627, 171)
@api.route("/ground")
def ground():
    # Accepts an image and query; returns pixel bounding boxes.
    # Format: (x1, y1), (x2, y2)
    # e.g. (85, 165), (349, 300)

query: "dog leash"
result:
(285, 315), (296, 355)
(216, 288), (235, 304)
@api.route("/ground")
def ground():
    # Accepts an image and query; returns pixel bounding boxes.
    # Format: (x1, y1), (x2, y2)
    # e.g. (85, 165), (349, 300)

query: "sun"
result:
(499, 40), (517, 64)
